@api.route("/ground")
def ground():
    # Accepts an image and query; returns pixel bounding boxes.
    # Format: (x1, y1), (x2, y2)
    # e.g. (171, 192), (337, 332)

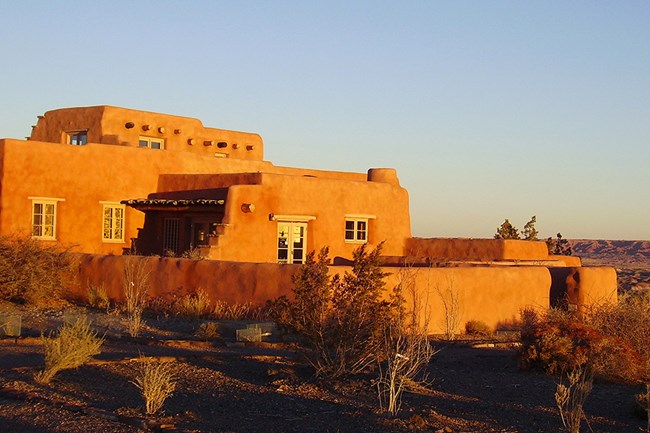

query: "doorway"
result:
(277, 222), (307, 264)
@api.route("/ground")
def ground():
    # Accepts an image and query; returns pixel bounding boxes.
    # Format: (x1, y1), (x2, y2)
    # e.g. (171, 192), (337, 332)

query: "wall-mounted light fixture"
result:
(241, 203), (255, 213)
(268, 213), (275, 221)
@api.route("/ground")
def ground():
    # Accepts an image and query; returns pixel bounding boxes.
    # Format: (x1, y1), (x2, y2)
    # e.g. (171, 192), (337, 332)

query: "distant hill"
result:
(569, 239), (650, 261)
(569, 240), (650, 291)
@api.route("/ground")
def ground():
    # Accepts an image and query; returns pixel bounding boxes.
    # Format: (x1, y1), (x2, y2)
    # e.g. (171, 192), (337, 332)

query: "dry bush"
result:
(173, 289), (212, 318)
(555, 366), (593, 433)
(87, 284), (109, 311)
(587, 292), (650, 429)
(377, 266), (436, 416)
(195, 321), (220, 340)
(123, 255), (151, 337)
(465, 320), (492, 338)
(132, 358), (176, 415)
(435, 277), (462, 340)
(521, 306), (645, 432)
(0, 235), (77, 305)
(35, 316), (104, 384)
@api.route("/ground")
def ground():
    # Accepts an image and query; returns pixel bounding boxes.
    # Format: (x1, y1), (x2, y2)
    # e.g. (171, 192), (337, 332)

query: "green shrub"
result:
(0, 235), (76, 304)
(35, 316), (104, 384)
(465, 320), (492, 337)
(270, 243), (396, 378)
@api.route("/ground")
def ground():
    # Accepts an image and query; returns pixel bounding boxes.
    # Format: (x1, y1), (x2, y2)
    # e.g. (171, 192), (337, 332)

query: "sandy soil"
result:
(0, 303), (646, 433)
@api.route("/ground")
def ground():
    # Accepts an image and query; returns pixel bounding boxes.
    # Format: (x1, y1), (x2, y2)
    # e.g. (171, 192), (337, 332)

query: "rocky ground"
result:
(0, 303), (646, 433)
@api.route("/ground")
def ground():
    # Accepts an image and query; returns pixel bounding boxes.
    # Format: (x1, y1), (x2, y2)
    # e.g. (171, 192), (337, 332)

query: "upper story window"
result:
(67, 130), (87, 145)
(30, 197), (65, 240)
(139, 136), (164, 150)
(101, 202), (125, 243)
(345, 218), (368, 243)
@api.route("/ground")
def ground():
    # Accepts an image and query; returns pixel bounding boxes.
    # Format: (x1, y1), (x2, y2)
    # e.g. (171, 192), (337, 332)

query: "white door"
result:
(277, 222), (307, 264)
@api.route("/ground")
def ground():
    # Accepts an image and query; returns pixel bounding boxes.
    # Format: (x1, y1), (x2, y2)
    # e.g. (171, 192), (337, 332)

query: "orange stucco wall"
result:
(29, 106), (264, 161)
(72, 254), (617, 335)
(406, 237), (552, 262)
(0, 136), (410, 261)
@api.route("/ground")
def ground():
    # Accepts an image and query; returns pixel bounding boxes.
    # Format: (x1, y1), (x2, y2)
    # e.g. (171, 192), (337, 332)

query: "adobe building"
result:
(0, 106), (618, 333)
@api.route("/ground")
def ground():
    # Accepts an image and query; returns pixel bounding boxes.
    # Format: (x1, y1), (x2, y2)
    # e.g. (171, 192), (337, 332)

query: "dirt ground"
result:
(0, 303), (646, 433)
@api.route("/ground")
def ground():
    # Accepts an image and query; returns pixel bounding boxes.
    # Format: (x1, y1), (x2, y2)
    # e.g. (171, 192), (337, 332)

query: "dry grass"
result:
(35, 316), (104, 384)
(87, 284), (109, 311)
(173, 289), (212, 318)
(123, 255), (151, 337)
(0, 234), (77, 305)
(131, 358), (177, 415)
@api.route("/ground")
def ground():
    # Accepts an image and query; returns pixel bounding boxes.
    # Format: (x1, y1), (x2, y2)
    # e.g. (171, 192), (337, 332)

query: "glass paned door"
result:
(277, 222), (307, 264)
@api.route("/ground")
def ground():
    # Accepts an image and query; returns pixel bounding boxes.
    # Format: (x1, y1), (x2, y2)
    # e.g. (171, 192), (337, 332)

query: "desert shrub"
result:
(465, 320), (492, 337)
(521, 307), (644, 433)
(123, 255), (151, 337)
(435, 277), (462, 340)
(132, 358), (176, 415)
(377, 265), (436, 416)
(35, 316), (104, 384)
(270, 243), (395, 378)
(587, 293), (650, 429)
(87, 284), (109, 310)
(195, 321), (220, 340)
(173, 289), (212, 318)
(0, 235), (76, 304)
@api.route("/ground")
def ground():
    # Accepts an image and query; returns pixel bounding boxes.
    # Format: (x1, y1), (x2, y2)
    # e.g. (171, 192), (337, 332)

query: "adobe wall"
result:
(29, 106), (264, 161)
(209, 172), (412, 261)
(72, 254), (618, 335)
(406, 237), (551, 262)
(0, 139), (270, 254)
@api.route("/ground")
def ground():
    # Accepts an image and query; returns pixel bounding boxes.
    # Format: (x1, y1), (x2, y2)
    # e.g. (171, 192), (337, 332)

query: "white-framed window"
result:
(138, 136), (164, 150)
(345, 218), (368, 243)
(344, 214), (375, 244)
(30, 197), (64, 240)
(67, 130), (87, 145)
(101, 202), (125, 242)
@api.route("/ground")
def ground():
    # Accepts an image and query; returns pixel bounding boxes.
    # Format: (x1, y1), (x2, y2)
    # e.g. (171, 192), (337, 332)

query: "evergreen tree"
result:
(494, 219), (520, 239)
(522, 216), (539, 241)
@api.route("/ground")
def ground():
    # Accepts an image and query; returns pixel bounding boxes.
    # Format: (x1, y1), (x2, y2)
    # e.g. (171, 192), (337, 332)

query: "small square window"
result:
(67, 131), (87, 145)
(345, 218), (368, 244)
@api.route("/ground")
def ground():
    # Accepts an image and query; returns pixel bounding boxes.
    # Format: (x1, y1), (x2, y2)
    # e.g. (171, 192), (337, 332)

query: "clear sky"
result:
(1, 1), (648, 240)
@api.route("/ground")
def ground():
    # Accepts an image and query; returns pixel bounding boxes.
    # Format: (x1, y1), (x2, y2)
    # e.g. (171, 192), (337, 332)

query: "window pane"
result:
(139, 139), (148, 147)
(151, 140), (162, 149)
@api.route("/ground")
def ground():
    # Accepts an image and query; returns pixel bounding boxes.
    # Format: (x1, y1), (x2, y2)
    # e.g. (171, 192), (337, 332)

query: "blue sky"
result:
(1, 1), (648, 240)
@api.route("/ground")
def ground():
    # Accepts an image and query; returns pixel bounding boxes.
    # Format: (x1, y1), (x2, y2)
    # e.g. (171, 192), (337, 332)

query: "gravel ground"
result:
(0, 303), (646, 433)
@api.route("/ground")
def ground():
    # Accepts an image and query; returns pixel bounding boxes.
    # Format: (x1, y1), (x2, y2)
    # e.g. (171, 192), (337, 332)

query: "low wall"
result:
(72, 254), (617, 335)
(406, 238), (551, 262)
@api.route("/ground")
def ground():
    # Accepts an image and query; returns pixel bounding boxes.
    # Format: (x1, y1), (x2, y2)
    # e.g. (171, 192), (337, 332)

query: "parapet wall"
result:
(406, 237), (552, 262)
(72, 254), (617, 335)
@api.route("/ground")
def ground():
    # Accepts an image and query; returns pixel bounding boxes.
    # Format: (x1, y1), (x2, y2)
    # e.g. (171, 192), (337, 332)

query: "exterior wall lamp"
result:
(241, 203), (255, 213)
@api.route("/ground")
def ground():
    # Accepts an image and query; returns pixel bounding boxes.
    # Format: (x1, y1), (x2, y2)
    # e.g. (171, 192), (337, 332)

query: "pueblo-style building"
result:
(0, 106), (618, 331)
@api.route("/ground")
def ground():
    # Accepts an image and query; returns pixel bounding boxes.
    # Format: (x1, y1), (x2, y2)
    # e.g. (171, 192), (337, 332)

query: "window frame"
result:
(67, 130), (88, 145)
(138, 136), (165, 150)
(101, 202), (126, 243)
(29, 197), (65, 240)
(344, 214), (375, 244)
